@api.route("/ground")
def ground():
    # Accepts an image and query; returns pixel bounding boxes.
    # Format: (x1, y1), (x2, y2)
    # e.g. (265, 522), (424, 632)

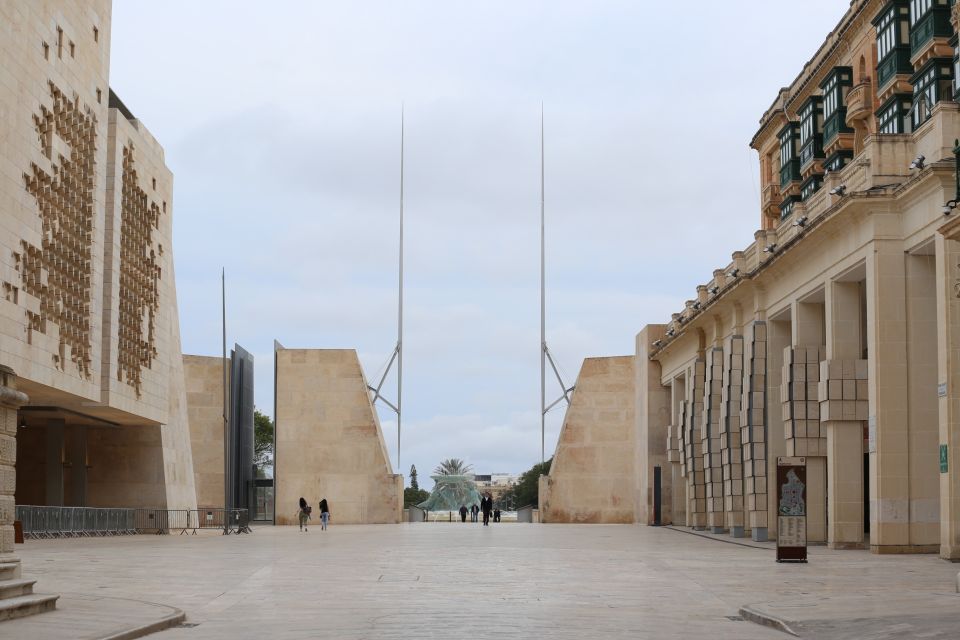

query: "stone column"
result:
(905, 252), (940, 550)
(866, 239), (910, 551)
(0, 367), (28, 571)
(67, 425), (88, 507)
(45, 419), (65, 507)
(823, 279), (866, 549)
(670, 377), (688, 526)
(788, 299), (827, 543)
(936, 229), (960, 560)
(741, 321), (769, 541)
(685, 359), (706, 530)
(721, 335), (745, 537)
(635, 326), (671, 526)
(703, 347), (725, 533)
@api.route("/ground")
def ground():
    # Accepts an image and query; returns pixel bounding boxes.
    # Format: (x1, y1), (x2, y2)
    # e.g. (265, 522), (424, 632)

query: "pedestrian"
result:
(494, 508), (501, 523)
(471, 503), (479, 522)
(298, 496), (311, 532)
(481, 493), (492, 526)
(319, 498), (330, 531)
(459, 505), (468, 522)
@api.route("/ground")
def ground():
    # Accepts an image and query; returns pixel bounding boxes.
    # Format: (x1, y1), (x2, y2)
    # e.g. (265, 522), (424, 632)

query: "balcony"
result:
(762, 183), (782, 220)
(844, 81), (873, 126)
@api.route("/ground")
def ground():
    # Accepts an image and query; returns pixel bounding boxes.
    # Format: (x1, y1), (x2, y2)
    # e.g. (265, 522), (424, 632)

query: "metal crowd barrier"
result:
(15, 506), (251, 538)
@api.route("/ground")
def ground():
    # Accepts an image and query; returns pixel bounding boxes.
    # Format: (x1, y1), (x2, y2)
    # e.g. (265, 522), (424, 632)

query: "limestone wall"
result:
(274, 348), (402, 525)
(183, 355), (226, 508)
(540, 356), (635, 524)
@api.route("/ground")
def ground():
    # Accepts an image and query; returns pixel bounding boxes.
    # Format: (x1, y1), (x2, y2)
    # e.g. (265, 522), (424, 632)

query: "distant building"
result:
(474, 473), (519, 504)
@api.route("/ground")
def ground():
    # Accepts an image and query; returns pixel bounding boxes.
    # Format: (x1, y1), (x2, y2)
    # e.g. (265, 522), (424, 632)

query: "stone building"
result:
(0, 0), (198, 617)
(633, 0), (960, 558)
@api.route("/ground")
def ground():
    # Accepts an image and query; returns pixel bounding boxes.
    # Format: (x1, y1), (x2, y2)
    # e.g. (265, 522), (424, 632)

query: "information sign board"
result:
(776, 456), (807, 563)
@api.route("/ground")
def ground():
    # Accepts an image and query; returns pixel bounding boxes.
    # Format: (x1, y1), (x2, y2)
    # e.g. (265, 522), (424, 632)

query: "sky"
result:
(109, 0), (842, 488)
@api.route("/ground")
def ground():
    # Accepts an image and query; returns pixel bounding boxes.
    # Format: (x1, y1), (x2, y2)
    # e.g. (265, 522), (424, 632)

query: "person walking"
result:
(298, 497), (311, 532)
(470, 503), (479, 523)
(481, 494), (492, 526)
(459, 505), (468, 522)
(319, 498), (330, 531)
(493, 508), (501, 523)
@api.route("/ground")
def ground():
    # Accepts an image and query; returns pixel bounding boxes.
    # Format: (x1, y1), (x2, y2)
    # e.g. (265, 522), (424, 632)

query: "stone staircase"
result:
(0, 561), (58, 621)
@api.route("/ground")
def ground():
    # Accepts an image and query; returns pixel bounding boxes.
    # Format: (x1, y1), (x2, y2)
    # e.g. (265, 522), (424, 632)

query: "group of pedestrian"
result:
(458, 493), (500, 526)
(297, 497), (330, 532)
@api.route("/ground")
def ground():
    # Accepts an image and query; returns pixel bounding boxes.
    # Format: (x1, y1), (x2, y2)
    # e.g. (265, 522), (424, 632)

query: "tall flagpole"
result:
(540, 105), (546, 466)
(397, 106), (404, 471)
(222, 268), (229, 533)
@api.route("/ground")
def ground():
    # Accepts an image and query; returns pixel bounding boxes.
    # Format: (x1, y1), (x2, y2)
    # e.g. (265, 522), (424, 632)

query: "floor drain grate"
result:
(177, 623), (201, 628)
(725, 616), (744, 622)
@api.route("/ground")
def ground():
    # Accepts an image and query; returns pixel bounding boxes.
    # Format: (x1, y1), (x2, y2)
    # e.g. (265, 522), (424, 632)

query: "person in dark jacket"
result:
(494, 508), (501, 523)
(481, 494), (492, 526)
(298, 497), (310, 532)
(470, 504), (479, 522)
(319, 498), (330, 531)
(459, 505), (468, 522)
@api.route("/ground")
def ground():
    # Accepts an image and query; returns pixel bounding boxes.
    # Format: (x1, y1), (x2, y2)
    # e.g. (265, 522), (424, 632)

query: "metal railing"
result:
(15, 506), (252, 538)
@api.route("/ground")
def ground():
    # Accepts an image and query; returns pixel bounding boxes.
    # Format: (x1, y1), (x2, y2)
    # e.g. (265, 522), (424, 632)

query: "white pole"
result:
(398, 106), (404, 471)
(540, 105), (546, 466)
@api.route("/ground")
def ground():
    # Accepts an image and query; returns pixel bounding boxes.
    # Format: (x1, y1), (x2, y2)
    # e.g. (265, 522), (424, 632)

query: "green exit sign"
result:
(941, 445), (949, 474)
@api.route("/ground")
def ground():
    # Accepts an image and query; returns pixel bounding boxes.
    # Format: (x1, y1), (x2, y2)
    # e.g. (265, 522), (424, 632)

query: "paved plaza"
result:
(3, 523), (959, 639)
(0, 523), (960, 640)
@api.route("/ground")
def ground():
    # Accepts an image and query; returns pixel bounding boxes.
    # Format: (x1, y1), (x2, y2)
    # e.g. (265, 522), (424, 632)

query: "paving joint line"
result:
(662, 525), (772, 551)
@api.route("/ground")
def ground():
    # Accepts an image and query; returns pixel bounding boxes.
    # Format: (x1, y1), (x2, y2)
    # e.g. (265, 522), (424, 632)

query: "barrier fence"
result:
(15, 506), (252, 538)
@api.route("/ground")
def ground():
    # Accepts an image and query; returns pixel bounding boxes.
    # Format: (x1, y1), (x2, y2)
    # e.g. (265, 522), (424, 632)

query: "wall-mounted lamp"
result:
(708, 286), (719, 295)
(828, 185), (846, 196)
(944, 200), (957, 216)
(652, 339), (663, 348)
(727, 268), (740, 278)
(792, 216), (809, 228)
(763, 243), (777, 254)
(909, 155), (925, 170)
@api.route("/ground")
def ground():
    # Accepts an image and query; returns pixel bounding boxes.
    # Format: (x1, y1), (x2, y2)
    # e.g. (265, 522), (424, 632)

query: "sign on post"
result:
(776, 456), (807, 563)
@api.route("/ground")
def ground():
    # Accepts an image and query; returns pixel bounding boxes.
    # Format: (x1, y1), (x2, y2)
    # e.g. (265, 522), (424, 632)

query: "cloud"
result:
(111, 0), (846, 478)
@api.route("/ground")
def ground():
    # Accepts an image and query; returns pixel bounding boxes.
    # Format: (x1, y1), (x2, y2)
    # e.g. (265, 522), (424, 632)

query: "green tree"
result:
(505, 458), (552, 508)
(410, 464), (419, 490)
(433, 458), (472, 476)
(254, 409), (274, 476)
(404, 486), (429, 508)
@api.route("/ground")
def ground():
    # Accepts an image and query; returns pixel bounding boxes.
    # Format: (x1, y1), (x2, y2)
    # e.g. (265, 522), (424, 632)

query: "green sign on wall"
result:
(941, 445), (949, 474)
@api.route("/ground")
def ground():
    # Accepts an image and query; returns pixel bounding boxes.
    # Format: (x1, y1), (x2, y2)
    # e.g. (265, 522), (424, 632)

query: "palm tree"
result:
(434, 458), (472, 476)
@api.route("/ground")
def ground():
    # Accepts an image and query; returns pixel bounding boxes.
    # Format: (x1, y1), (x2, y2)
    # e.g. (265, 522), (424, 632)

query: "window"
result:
(910, 0), (932, 24)
(801, 176), (823, 201)
(821, 67), (852, 144)
(911, 59), (953, 128)
(798, 97), (823, 168)
(877, 94), (912, 134)
(93, 26), (99, 43)
(874, 1), (913, 88)
(878, 6), (897, 59)
(909, 0), (952, 55)
(779, 123), (799, 188)
(56, 27), (63, 59)
(42, 42), (49, 60)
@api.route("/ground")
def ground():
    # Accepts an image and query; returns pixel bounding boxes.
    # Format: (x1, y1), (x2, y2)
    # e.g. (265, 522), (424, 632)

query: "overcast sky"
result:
(110, 1), (841, 487)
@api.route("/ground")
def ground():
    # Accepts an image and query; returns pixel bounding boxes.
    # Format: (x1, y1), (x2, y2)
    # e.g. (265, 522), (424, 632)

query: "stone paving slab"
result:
(7, 523), (960, 639)
(0, 591), (184, 639)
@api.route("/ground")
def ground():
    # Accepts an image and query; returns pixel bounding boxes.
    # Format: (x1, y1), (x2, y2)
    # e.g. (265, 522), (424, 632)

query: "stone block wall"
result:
(540, 356), (636, 524)
(274, 348), (401, 525)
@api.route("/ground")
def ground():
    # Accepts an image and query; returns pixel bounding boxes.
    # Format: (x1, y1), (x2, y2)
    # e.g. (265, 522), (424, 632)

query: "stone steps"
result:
(0, 578), (36, 600)
(0, 563), (19, 581)
(0, 593), (59, 622)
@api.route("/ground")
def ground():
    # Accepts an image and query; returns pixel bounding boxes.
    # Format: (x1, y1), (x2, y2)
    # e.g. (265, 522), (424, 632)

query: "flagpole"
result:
(397, 106), (404, 471)
(540, 105), (546, 466)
